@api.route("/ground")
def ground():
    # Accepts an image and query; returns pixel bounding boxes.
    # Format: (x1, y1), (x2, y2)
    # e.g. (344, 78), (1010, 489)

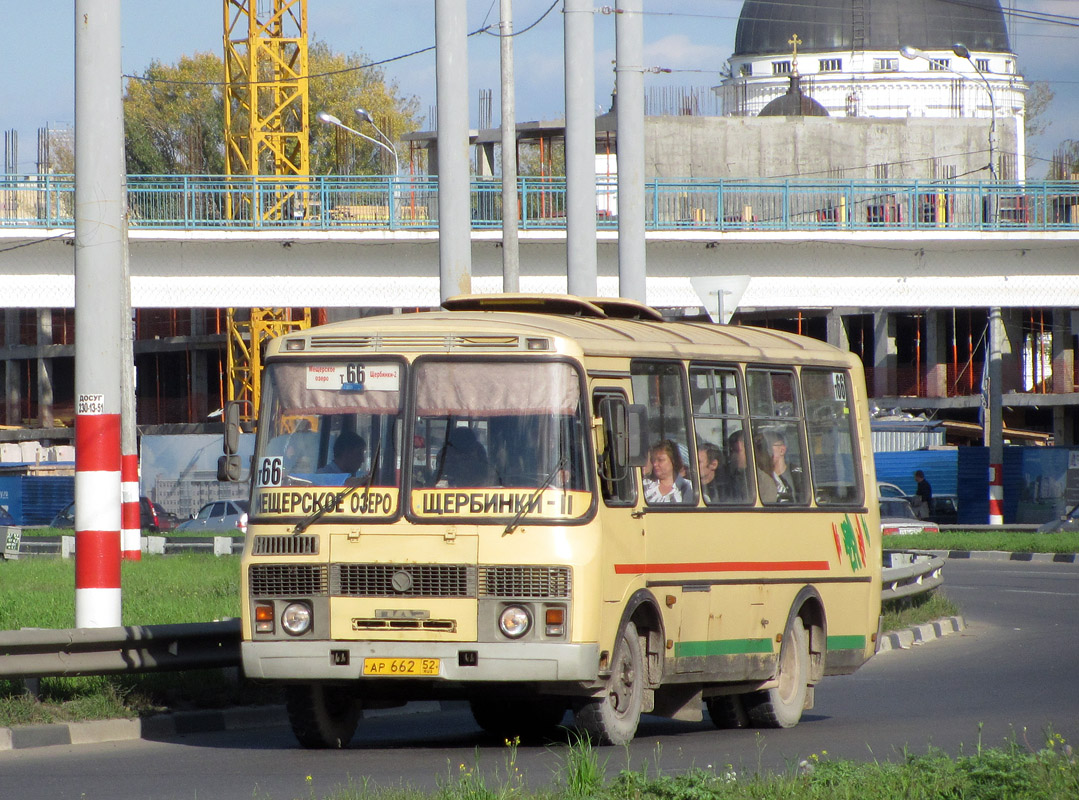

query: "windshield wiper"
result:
(292, 482), (361, 535)
(503, 455), (568, 536)
(292, 438), (382, 535)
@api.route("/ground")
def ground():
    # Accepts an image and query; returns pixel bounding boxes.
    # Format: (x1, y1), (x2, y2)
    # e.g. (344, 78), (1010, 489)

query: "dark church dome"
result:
(734, 0), (1011, 58)
(758, 75), (829, 117)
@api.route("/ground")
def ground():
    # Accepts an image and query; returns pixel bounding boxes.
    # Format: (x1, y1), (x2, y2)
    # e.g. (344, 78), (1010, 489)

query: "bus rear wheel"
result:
(575, 621), (645, 745)
(286, 683), (361, 748)
(706, 694), (749, 728)
(470, 696), (567, 741)
(746, 616), (808, 729)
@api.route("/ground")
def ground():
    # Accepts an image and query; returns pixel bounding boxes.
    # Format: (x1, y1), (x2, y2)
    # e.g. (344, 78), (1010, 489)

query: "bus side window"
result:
(690, 365), (753, 505)
(631, 361), (696, 506)
(802, 369), (863, 506)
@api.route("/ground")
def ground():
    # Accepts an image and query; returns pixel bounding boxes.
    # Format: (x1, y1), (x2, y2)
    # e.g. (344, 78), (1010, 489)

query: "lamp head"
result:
(355, 108), (375, 124)
(899, 45), (923, 61)
(316, 111), (342, 125)
(952, 42), (972, 60)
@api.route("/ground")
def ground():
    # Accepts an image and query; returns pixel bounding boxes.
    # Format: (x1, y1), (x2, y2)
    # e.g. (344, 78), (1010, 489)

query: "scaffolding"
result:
(223, 0), (312, 420)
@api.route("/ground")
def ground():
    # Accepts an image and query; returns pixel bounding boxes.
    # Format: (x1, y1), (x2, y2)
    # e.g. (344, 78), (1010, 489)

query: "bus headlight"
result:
(281, 602), (313, 636)
(498, 605), (531, 639)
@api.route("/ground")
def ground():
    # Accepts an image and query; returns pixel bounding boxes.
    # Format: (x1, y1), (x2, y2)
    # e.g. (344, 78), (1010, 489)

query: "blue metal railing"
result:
(2, 174), (1078, 233)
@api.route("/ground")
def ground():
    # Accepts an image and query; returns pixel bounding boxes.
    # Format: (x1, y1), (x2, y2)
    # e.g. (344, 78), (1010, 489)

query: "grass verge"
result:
(885, 530), (1079, 553)
(294, 730), (1078, 800)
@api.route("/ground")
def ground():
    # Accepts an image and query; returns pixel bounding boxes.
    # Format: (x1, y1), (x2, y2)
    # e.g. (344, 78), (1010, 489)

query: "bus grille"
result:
(478, 566), (572, 599)
(332, 564), (473, 597)
(249, 564), (328, 597)
(252, 535), (319, 556)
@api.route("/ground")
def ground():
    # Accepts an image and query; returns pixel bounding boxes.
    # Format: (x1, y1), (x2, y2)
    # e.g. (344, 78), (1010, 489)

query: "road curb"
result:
(877, 615), (966, 652)
(921, 550), (1078, 563)
(0, 700), (447, 752)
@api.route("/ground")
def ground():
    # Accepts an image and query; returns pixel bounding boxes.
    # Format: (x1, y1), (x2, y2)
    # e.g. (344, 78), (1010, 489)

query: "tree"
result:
(122, 42), (419, 175)
(308, 39), (420, 175)
(124, 52), (226, 174)
(1024, 81), (1054, 169)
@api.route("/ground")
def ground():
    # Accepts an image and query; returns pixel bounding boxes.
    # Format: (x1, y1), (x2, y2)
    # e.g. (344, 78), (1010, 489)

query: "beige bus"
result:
(225, 294), (881, 748)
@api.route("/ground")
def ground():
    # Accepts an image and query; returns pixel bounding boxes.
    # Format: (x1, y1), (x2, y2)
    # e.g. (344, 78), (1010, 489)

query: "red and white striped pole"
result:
(121, 453), (142, 561)
(75, 410), (122, 626)
(74, 0), (125, 627)
(988, 463), (1004, 525)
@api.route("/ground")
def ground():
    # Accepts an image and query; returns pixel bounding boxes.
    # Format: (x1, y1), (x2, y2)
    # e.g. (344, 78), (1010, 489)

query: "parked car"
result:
(878, 481), (908, 499)
(925, 494), (959, 525)
(175, 499), (249, 534)
(880, 497), (940, 536)
(49, 498), (180, 532)
(49, 502), (75, 529)
(1037, 504), (1079, 533)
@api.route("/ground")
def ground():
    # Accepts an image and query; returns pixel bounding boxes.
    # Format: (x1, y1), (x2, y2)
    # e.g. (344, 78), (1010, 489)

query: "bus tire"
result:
(285, 683), (361, 749)
(575, 621), (645, 745)
(706, 694), (749, 729)
(470, 697), (567, 741)
(746, 616), (808, 729)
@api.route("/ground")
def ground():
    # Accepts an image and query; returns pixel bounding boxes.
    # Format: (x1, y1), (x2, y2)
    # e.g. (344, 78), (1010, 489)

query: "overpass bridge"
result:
(2, 174), (1078, 312)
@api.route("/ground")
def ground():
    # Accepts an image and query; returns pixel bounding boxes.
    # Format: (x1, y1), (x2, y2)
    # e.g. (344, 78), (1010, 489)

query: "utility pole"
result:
(500, 0), (519, 292)
(564, 0), (597, 296)
(986, 307), (1004, 524)
(615, 0), (646, 303)
(435, 0), (472, 302)
(74, 0), (126, 627)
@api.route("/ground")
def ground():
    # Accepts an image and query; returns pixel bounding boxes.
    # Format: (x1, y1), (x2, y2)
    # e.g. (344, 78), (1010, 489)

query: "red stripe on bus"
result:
(614, 561), (830, 574)
(75, 530), (122, 588)
(75, 414), (121, 472)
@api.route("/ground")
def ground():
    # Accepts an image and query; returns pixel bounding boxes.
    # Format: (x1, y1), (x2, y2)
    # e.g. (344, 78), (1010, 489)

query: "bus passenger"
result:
(753, 433), (779, 503)
(697, 442), (723, 503)
(442, 427), (492, 487)
(644, 439), (695, 504)
(317, 430), (367, 484)
(720, 429), (751, 502)
(765, 430), (802, 502)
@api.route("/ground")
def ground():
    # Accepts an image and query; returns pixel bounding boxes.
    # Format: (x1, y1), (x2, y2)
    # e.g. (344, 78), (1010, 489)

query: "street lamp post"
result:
(354, 108), (401, 176)
(316, 111), (400, 176)
(900, 44), (997, 179)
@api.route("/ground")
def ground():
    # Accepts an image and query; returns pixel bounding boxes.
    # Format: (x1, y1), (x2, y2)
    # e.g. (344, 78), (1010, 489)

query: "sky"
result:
(3, 1), (1078, 177)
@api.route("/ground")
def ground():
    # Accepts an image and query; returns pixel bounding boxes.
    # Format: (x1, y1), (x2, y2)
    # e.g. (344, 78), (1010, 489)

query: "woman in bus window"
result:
(765, 429), (803, 502)
(643, 439), (695, 504)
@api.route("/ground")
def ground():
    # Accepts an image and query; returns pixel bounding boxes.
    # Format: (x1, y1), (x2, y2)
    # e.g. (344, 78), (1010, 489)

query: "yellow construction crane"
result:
(223, 0), (313, 420)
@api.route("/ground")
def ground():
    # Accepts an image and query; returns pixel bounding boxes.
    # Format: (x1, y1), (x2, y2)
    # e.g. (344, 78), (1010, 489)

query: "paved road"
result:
(2, 558), (1077, 800)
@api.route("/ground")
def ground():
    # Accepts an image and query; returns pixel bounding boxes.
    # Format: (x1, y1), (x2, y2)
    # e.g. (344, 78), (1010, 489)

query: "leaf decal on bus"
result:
(835, 514), (864, 572)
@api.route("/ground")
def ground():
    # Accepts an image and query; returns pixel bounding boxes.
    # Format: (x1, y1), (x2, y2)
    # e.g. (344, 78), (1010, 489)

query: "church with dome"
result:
(715, 0), (1026, 179)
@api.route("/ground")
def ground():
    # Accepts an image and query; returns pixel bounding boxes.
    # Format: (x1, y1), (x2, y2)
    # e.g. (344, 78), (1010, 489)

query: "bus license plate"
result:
(362, 657), (440, 676)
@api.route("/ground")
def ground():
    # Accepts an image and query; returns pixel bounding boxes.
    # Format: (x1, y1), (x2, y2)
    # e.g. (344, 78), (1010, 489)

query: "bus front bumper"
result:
(242, 640), (600, 683)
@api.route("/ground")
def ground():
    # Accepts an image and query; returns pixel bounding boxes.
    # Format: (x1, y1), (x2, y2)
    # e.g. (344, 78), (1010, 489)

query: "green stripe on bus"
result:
(827, 635), (867, 650)
(675, 638), (774, 657)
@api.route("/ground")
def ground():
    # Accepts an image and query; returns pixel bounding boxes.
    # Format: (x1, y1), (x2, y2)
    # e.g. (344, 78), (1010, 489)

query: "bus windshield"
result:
(409, 359), (591, 522)
(251, 358), (591, 524)
(252, 359), (404, 521)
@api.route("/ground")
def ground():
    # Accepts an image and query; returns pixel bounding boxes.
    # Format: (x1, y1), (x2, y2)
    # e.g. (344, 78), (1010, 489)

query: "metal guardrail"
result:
(0, 620), (241, 679)
(3, 174), (1078, 233)
(881, 550), (945, 602)
(1, 555), (939, 680)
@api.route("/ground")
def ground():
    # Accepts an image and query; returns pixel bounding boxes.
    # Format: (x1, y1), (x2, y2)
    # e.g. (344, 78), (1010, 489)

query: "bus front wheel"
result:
(575, 621), (645, 745)
(286, 683), (362, 748)
(747, 616), (808, 728)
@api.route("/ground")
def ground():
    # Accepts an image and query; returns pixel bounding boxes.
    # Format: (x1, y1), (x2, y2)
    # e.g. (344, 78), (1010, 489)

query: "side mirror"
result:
(223, 402), (241, 456)
(625, 404), (648, 467)
(218, 454), (242, 482)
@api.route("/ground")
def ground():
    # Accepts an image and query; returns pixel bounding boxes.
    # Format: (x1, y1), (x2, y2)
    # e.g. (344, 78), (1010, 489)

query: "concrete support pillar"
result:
(1051, 308), (1074, 395)
(37, 309), (54, 428)
(476, 143), (495, 177)
(190, 311), (209, 422)
(924, 310), (949, 399)
(4, 311), (20, 426)
(1000, 308), (1023, 393)
(825, 309), (848, 352)
(872, 311), (896, 398)
(1053, 407), (1075, 447)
